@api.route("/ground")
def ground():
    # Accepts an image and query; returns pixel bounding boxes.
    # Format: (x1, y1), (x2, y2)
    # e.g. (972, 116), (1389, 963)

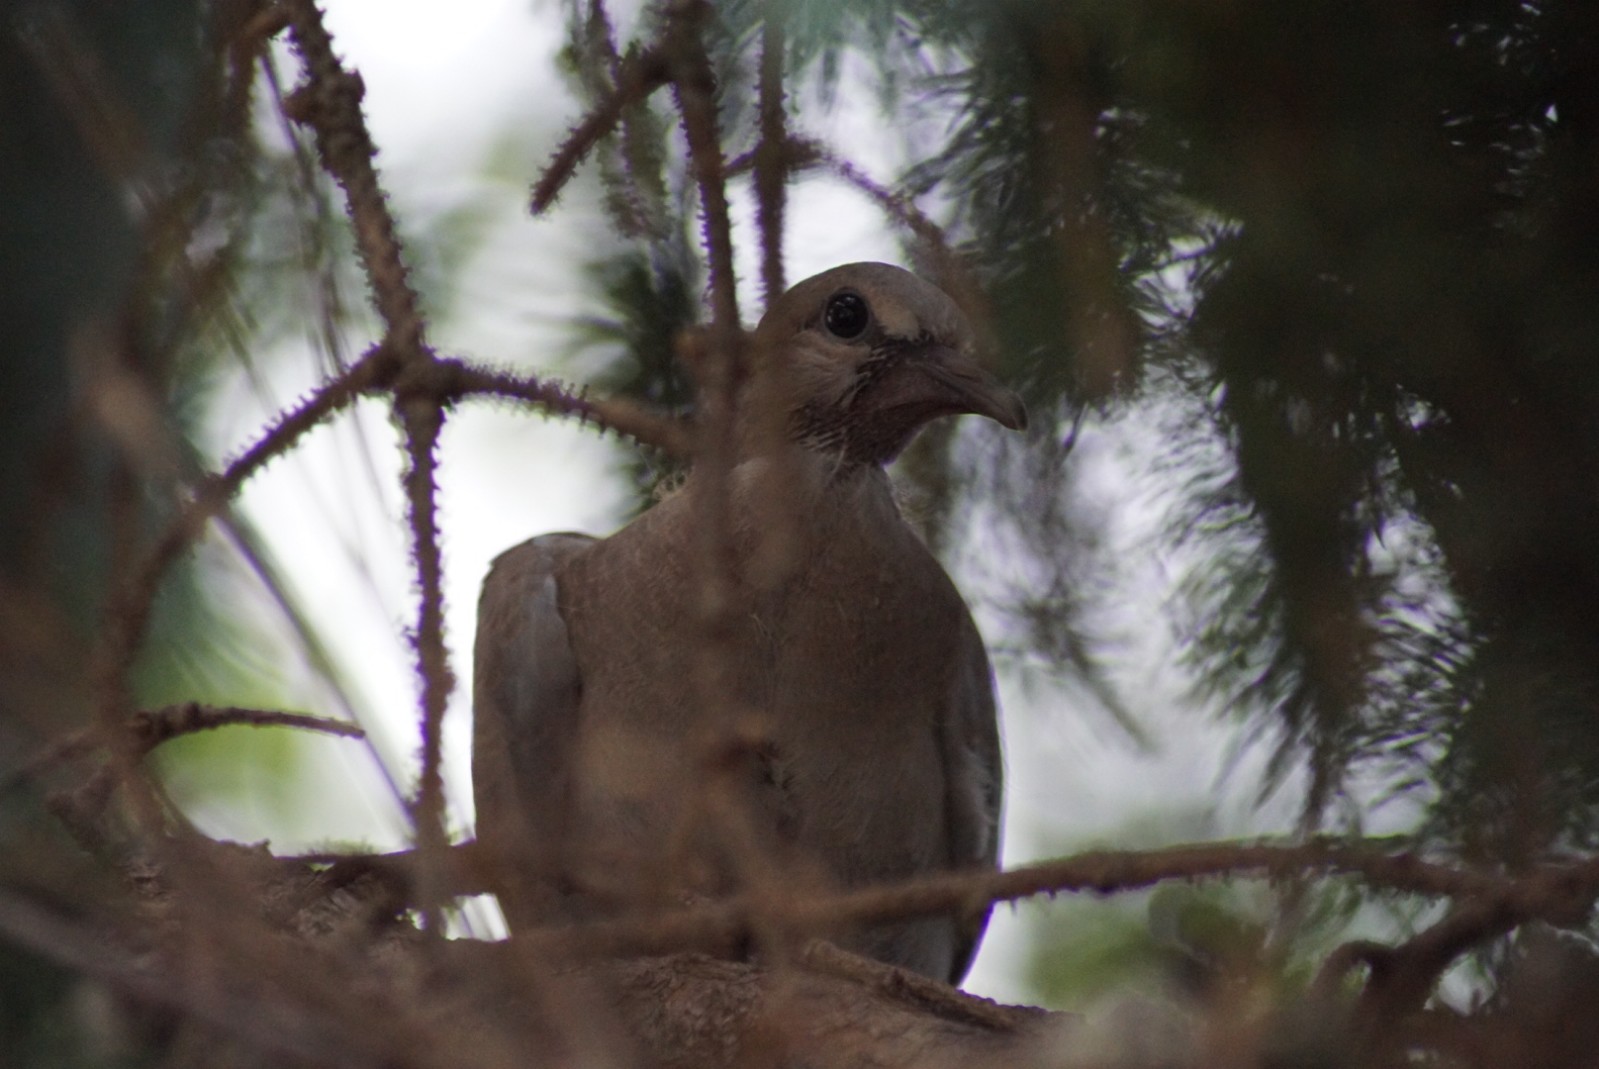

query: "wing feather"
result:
(471, 532), (595, 926)
(943, 611), (1004, 983)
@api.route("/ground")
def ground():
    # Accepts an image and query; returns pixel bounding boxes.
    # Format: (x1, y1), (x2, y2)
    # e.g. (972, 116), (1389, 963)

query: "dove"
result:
(472, 262), (1024, 984)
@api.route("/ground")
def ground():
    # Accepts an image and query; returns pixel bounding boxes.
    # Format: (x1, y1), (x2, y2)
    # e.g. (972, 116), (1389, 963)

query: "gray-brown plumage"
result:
(473, 262), (1025, 984)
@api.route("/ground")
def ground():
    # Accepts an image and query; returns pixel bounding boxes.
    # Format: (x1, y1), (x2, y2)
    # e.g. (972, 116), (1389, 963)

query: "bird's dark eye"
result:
(823, 291), (870, 339)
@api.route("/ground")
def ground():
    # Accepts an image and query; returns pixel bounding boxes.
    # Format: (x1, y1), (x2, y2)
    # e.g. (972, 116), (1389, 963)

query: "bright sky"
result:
(201, 0), (1311, 1003)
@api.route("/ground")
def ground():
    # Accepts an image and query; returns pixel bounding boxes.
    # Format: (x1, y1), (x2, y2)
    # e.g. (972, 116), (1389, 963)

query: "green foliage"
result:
(1027, 870), (1380, 1012)
(570, 225), (703, 509)
(1024, 894), (1167, 1009)
(1021, 809), (1379, 1011)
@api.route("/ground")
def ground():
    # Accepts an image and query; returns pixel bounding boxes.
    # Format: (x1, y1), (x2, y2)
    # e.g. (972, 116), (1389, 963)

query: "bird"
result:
(472, 261), (1025, 985)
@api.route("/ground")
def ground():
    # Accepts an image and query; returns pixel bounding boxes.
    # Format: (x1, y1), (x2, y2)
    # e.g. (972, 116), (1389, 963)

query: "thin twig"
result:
(282, 0), (424, 351)
(656, 0), (785, 932)
(395, 371), (453, 936)
(802, 141), (996, 338)
(511, 839), (1545, 964)
(666, 2), (739, 335)
(754, 15), (788, 305)
(1347, 898), (1519, 1039)
(728, 134), (997, 347)
(2, 703), (364, 804)
(282, 0), (457, 939)
(727, 135), (954, 272)
(531, 46), (670, 214)
(446, 360), (695, 457)
(658, 0), (746, 712)
(132, 702), (364, 745)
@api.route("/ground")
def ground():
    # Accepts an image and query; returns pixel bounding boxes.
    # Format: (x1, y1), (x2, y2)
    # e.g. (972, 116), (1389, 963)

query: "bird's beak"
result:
(892, 344), (1029, 432)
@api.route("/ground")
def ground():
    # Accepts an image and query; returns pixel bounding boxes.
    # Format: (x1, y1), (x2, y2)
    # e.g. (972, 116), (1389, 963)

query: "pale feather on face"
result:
(748, 262), (1026, 467)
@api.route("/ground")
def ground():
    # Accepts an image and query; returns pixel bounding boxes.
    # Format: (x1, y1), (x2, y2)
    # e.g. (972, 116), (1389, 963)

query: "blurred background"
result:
(7, 0), (1599, 1059)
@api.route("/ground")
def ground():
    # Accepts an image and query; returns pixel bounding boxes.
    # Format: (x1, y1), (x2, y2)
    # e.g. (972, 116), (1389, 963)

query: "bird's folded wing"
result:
(471, 532), (595, 918)
(943, 612), (1005, 981)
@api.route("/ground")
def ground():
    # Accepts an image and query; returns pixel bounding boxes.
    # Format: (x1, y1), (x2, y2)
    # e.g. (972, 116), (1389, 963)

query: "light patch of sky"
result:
(197, 0), (1319, 1001)
(314, 0), (563, 216)
(743, 48), (914, 290)
(956, 402), (1310, 1000)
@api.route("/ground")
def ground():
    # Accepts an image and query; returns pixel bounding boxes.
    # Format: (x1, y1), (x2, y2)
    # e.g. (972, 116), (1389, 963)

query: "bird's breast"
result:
(557, 477), (971, 889)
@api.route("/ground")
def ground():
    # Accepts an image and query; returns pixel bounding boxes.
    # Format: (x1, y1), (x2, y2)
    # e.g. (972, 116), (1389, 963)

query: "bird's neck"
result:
(673, 446), (901, 567)
(730, 437), (888, 500)
(731, 366), (901, 471)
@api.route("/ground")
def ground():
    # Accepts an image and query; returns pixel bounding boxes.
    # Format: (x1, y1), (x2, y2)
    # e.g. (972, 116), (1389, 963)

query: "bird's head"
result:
(749, 262), (1027, 467)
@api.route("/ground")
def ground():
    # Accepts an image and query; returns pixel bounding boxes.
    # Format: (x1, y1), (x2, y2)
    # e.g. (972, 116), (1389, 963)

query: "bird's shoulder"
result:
(474, 531), (595, 685)
(472, 532), (598, 880)
(483, 531), (597, 588)
(474, 532), (598, 707)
